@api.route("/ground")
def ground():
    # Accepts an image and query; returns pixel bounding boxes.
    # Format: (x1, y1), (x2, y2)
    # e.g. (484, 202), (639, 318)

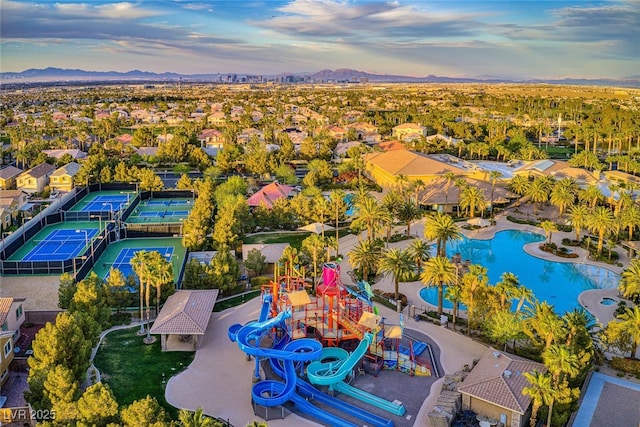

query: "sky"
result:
(1, 0), (639, 79)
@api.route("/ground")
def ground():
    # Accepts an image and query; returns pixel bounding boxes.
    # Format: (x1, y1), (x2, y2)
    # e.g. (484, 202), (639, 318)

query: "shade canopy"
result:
(297, 222), (335, 234)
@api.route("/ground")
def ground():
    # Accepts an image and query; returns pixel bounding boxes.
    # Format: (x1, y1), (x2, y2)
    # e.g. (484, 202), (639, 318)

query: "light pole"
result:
(90, 214), (102, 232)
(102, 202), (114, 220)
(75, 229), (92, 258)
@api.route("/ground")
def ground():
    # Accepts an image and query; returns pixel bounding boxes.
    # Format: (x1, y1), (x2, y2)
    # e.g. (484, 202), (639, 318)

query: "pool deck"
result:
(572, 372), (640, 427)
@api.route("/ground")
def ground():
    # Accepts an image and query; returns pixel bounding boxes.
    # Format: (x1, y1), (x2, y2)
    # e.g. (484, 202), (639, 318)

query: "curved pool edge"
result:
(578, 288), (623, 327)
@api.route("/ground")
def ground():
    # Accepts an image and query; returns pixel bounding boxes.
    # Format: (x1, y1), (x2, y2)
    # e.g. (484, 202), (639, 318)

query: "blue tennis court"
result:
(138, 211), (189, 217)
(146, 199), (192, 207)
(80, 195), (129, 212)
(105, 247), (174, 279)
(23, 228), (98, 261)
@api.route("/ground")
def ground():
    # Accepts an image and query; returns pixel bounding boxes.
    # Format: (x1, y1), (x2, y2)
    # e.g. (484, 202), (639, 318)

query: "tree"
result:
(146, 251), (174, 316)
(212, 207), (240, 250)
(348, 239), (384, 282)
(443, 171), (456, 207)
(407, 238), (431, 275)
(578, 184), (604, 209)
(606, 306), (640, 359)
(76, 382), (119, 427)
(523, 301), (565, 349)
(459, 185), (486, 218)
(329, 189), (347, 256)
(619, 258), (640, 301)
(460, 264), (488, 332)
(43, 365), (78, 425)
(484, 309), (523, 351)
(120, 396), (169, 427)
(509, 175), (530, 198)
(488, 170), (502, 215)
(301, 233), (327, 289)
(378, 248), (414, 303)
(620, 204), (640, 241)
(539, 220), (558, 246)
(396, 199), (422, 236)
(568, 204), (589, 242)
(523, 370), (553, 427)
(70, 273), (111, 329)
(444, 284), (463, 330)
(494, 272), (519, 310)
(587, 206), (614, 257)
(58, 272), (76, 309)
(139, 167), (164, 191)
(104, 267), (130, 312)
(131, 250), (152, 334)
(550, 178), (576, 219)
(526, 177), (550, 214)
(423, 212), (462, 257)
(351, 196), (388, 242)
(178, 407), (217, 427)
(244, 248), (267, 278)
(176, 173), (194, 190)
(420, 256), (457, 316)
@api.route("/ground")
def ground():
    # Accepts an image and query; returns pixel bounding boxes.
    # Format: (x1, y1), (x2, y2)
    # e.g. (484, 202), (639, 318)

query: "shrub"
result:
(250, 275), (272, 287)
(611, 357), (640, 375)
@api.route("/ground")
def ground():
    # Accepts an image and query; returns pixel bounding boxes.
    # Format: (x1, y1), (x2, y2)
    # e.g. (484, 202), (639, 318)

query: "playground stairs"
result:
(253, 402), (291, 421)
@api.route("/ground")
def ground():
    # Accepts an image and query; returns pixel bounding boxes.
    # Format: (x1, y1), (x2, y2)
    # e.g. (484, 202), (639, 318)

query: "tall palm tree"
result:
(526, 177), (550, 215)
(459, 185), (486, 218)
(512, 285), (534, 313)
(348, 239), (384, 282)
(396, 199), (422, 236)
(587, 206), (615, 257)
(612, 306), (640, 359)
(352, 196), (387, 242)
(453, 178), (468, 215)
(494, 272), (519, 310)
(509, 175), (530, 198)
(488, 170), (502, 216)
(568, 204), (589, 243)
(420, 256), (457, 316)
(444, 283), (463, 330)
(578, 184), (604, 209)
(460, 264), (488, 333)
(523, 370), (554, 427)
(620, 204), (640, 241)
(550, 180), (576, 219)
(147, 251), (173, 317)
(543, 344), (581, 383)
(523, 301), (565, 349)
(378, 247), (414, 303)
(130, 250), (152, 335)
(443, 171), (456, 207)
(539, 220), (558, 246)
(407, 238), (431, 275)
(563, 308), (598, 347)
(329, 189), (347, 256)
(423, 212), (462, 257)
(302, 233), (326, 289)
(619, 258), (640, 301)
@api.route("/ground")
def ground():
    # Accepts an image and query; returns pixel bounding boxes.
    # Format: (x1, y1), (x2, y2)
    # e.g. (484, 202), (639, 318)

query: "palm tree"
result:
(550, 180), (576, 219)
(329, 189), (347, 256)
(488, 170), (502, 216)
(147, 251), (173, 316)
(352, 196), (387, 242)
(539, 220), (558, 246)
(543, 344), (581, 383)
(396, 199), (422, 236)
(611, 306), (640, 359)
(420, 256), (457, 316)
(620, 204), (640, 241)
(302, 233), (326, 289)
(459, 185), (486, 218)
(378, 248), (414, 303)
(563, 308), (598, 347)
(619, 258), (640, 301)
(407, 238), (431, 275)
(523, 301), (565, 349)
(460, 264), (488, 333)
(444, 283), (463, 330)
(423, 212), (462, 257)
(348, 239), (383, 282)
(568, 204), (589, 243)
(523, 370), (554, 427)
(453, 178), (468, 214)
(494, 272), (519, 310)
(178, 407), (216, 427)
(526, 177), (550, 215)
(509, 175), (530, 198)
(587, 206), (615, 257)
(578, 184), (604, 209)
(512, 285), (534, 313)
(130, 250), (152, 335)
(443, 171), (456, 207)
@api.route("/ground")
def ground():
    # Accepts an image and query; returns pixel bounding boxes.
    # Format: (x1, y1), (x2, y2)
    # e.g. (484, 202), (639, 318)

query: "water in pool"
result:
(419, 230), (620, 314)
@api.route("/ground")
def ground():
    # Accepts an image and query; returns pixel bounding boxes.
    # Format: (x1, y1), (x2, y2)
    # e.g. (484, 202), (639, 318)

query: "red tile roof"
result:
(247, 182), (294, 208)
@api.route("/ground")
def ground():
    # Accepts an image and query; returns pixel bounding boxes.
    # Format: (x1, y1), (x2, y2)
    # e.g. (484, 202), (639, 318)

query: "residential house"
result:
(237, 128), (265, 145)
(327, 125), (347, 142)
(334, 141), (364, 159)
(0, 297), (25, 345)
(49, 162), (81, 192)
(16, 163), (56, 193)
(346, 122), (379, 141)
(0, 166), (22, 190)
(513, 159), (598, 185)
(247, 182), (295, 209)
(364, 150), (473, 189)
(42, 149), (87, 161)
(0, 199), (18, 230)
(242, 243), (290, 275)
(207, 111), (227, 126)
(0, 332), (14, 390)
(198, 129), (225, 149)
(458, 348), (546, 427)
(115, 134), (133, 146)
(378, 140), (407, 152)
(392, 123), (427, 141)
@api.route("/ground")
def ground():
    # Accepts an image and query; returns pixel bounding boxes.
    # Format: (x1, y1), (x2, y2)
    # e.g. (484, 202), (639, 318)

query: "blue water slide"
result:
(270, 356), (393, 427)
(333, 381), (406, 416)
(258, 298), (271, 322)
(307, 333), (372, 385)
(289, 393), (358, 427)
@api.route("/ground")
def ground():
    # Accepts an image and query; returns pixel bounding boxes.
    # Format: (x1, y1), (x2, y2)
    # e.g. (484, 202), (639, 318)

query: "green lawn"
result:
(93, 327), (194, 419)
(243, 229), (352, 249)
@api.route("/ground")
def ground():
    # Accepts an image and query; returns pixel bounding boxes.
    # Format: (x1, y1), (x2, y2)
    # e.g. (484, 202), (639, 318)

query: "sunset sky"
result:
(1, 0), (639, 79)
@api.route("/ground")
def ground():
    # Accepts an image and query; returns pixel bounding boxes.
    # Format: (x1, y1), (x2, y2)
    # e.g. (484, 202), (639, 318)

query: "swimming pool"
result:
(419, 230), (620, 314)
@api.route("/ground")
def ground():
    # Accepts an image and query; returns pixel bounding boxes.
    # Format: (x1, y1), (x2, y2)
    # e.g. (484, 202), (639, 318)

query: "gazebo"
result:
(150, 290), (219, 351)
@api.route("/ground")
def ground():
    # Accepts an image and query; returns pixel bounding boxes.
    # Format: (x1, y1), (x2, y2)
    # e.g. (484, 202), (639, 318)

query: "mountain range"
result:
(2, 67), (639, 88)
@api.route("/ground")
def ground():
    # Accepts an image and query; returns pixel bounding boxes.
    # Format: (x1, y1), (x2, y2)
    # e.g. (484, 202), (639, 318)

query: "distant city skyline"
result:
(1, 0), (639, 79)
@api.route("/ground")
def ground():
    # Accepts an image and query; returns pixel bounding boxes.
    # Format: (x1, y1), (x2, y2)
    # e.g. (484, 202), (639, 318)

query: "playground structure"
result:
(228, 262), (436, 425)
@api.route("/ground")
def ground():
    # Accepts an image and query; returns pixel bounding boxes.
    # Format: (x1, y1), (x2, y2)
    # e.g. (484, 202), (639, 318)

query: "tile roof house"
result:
(247, 182), (295, 209)
(364, 150), (473, 188)
(513, 159), (598, 185)
(392, 123), (427, 141)
(42, 149), (87, 160)
(458, 348), (546, 427)
(49, 162), (81, 192)
(16, 163), (56, 193)
(149, 290), (219, 351)
(198, 129), (225, 148)
(417, 176), (519, 213)
(0, 166), (23, 190)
